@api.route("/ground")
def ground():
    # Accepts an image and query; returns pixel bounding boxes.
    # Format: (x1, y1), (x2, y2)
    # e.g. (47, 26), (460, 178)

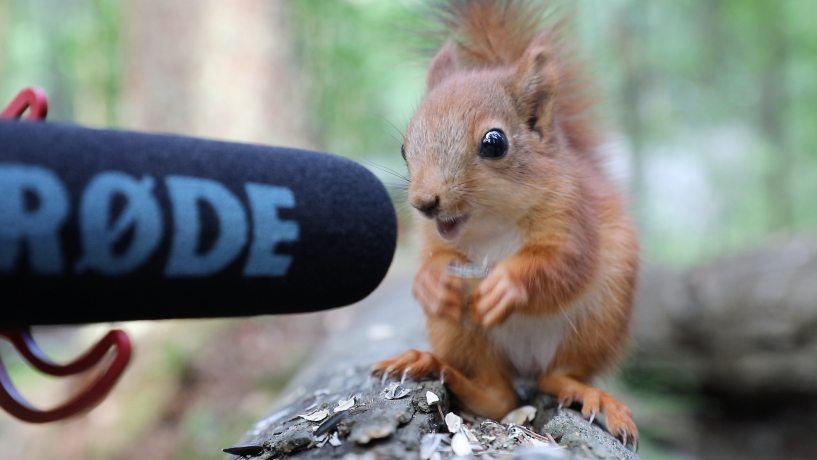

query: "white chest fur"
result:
(457, 218), (569, 377)
(459, 219), (522, 265)
(488, 313), (569, 377)
(488, 261), (610, 377)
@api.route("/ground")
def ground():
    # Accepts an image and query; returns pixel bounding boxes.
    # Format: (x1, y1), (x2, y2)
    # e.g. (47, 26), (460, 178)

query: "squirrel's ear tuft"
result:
(427, 40), (459, 91)
(513, 31), (559, 139)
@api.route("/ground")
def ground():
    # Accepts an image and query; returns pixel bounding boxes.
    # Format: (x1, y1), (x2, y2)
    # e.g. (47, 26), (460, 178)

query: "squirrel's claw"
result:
(372, 349), (446, 384)
(558, 395), (573, 409)
(542, 374), (638, 450)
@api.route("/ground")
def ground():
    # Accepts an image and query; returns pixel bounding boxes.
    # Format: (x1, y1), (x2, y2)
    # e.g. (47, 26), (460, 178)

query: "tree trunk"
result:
(632, 236), (817, 394)
(631, 236), (817, 459)
(226, 276), (641, 460)
(120, 0), (312, 148)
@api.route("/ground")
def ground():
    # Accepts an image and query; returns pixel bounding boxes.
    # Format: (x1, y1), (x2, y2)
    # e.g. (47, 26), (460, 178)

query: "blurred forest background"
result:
(0, 0), (815, 459)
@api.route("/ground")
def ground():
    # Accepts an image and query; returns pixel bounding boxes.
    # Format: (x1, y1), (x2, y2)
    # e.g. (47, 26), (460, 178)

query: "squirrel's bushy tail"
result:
(431, 0), (552, 67)
(431, 0), (600, 156)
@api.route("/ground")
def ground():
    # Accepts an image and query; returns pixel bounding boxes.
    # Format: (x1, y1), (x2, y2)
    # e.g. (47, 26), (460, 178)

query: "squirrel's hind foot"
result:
(539, 373), (638, 450)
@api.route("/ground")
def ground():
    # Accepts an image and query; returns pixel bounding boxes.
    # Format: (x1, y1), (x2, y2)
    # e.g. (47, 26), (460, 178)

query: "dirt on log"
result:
(225, 275), (641, 460)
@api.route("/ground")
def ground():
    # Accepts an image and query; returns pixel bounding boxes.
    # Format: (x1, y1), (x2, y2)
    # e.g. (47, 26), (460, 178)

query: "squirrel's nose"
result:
(412, 195), (440, 218)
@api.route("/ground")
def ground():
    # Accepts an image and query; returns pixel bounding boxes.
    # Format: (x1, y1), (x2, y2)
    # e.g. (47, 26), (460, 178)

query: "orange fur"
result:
(372, 0), (639, 447)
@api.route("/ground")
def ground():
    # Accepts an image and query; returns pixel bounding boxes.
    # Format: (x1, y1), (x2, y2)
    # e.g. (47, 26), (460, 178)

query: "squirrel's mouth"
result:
(436, 214), (469, 241)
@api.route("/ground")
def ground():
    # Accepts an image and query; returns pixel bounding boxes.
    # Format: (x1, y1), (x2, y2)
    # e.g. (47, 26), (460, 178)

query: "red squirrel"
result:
(372, 0), (640, 447)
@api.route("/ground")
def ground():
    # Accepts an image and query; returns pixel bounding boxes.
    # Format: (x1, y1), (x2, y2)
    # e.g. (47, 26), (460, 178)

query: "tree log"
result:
(632, 236), (817, 394)
(226, 275), (641, 460)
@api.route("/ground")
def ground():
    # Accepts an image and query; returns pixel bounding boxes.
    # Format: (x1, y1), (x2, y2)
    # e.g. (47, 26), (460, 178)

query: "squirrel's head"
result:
(403, 33), (567, 242)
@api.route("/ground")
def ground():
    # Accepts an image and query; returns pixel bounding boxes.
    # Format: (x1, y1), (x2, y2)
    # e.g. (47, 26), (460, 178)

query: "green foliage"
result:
(0, 0), (121, 125)
(287, 0), (430, 223)
(570, 0), (817, 266)
(289, 0), (426, 162)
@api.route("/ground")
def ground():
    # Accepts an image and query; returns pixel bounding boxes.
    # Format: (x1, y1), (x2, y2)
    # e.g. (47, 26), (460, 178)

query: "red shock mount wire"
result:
(0, 87), (133, 423)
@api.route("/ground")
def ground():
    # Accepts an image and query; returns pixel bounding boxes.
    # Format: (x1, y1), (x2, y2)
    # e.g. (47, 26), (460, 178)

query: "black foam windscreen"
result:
(0, 120), (397, 326)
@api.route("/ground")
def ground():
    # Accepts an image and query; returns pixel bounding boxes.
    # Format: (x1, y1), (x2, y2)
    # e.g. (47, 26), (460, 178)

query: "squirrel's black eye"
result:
(401, 144), (406, 161)
(480, 129), (508, 159)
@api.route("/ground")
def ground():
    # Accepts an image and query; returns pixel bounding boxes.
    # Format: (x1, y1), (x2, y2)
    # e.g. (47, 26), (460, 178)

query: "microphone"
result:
(0, 120), (397, 326)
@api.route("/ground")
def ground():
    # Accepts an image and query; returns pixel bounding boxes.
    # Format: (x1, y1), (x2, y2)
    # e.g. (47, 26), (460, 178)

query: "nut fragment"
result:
(329, 432), (342, 447)
(335, 397), (355, 412)
(451, 431), (473, 456)
(501, 405), (537, 425)
(420, 433), (444, 459)
(445, 412), (462, 433)
(383, 382), (411, 400)
(299, 409), (329, 422)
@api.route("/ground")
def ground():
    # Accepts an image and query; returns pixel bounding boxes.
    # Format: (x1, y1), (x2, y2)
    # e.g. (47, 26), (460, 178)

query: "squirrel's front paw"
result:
(470, 265), (528, 327)
(412, 261), (464, 321)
